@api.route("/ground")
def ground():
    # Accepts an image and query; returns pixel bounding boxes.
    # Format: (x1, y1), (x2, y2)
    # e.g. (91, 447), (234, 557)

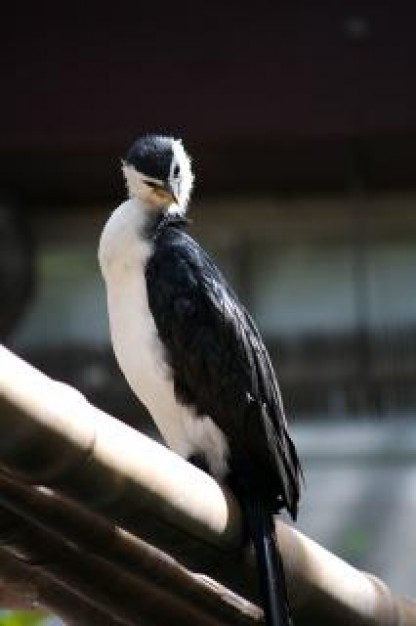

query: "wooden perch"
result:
(0, 546), (125, 626)
(0, 473), (261, 625)
(0, 344), (415, 625)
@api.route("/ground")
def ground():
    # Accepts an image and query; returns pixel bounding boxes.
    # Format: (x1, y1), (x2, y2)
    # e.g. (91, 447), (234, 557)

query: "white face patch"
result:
(170, 139), (194, 214)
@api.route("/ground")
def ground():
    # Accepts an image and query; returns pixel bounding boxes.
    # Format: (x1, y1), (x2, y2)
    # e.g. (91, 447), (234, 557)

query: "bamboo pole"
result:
(0, 502), (260, 626)
(0, 345), (243, 575)
(0, 345), (415, 625)
(0, 472), (262, 625)
(0, 547), (126, 626)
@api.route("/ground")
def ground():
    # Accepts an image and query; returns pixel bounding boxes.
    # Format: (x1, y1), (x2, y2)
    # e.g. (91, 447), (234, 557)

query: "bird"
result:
(98, 134), (302, 626)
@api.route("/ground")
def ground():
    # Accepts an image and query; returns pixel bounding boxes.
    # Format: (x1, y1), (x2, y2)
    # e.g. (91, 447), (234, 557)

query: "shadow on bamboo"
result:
(0, 345), (415, 625)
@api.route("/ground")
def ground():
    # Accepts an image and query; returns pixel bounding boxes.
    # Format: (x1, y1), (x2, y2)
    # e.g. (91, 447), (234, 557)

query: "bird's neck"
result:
(142, 209), (189, 240)
(98, 198), (188, 279)
(99, 198), (150, 277)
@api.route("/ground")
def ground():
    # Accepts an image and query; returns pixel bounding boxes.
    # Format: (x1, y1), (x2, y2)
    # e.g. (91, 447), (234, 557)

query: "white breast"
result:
(98, 199), (229, 479)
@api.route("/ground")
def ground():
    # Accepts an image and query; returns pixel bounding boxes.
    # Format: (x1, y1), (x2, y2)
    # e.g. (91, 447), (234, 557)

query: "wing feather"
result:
(145, 225), (301, 517)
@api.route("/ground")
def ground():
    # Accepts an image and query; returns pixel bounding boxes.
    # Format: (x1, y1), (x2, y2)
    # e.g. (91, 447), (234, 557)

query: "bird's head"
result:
(121, 134), (194, 215)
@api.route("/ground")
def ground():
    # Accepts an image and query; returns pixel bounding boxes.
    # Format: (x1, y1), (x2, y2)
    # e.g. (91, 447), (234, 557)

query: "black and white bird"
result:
(99, 134), (302, 626)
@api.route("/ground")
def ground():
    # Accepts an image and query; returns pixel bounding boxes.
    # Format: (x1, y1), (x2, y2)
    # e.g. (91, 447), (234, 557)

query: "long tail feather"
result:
(244, 500), (291, 626)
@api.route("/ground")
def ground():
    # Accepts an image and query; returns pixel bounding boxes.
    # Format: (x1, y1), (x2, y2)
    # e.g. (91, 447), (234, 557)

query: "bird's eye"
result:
(173, 164), (180, 177)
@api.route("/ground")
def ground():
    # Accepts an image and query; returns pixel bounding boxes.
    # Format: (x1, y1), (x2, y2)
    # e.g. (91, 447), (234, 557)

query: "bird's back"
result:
(145, 219), (301, 518)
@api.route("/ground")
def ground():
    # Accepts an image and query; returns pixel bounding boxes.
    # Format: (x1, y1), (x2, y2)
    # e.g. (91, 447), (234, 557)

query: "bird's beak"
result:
(165, 179), (180, 205)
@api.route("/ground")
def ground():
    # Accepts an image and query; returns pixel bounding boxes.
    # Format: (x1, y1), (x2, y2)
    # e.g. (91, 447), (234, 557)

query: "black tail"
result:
(244, 500), (291, 626)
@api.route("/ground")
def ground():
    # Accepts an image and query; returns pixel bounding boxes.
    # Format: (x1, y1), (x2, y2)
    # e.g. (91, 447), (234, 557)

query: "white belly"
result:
(99, 200), (229, 479)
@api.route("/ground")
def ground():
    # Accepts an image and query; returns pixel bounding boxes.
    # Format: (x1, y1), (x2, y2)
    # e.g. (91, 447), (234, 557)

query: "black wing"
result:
(145, 224), (301, 518)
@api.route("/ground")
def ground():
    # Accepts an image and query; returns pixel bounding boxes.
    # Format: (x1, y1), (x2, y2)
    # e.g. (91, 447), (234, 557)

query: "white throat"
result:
(98, 197), (230, 480)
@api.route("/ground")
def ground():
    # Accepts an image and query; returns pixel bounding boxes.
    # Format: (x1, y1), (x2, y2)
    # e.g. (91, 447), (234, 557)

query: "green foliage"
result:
(338, 527), (371, 563)
(0, 611), (50, 626)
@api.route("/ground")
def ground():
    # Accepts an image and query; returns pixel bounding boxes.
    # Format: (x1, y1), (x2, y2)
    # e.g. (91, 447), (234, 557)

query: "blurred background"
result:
(1, 1), (416, 620)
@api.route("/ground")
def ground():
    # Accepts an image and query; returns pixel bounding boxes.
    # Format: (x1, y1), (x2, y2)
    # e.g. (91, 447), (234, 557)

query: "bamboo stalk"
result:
(0, 502), (257, 626)
(0, 548), (37, 611)
(1, 345), (415, 625)
(0, 472), (262, 625)
(0, 547), (125, 625)
(0, 345), (241, 550)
